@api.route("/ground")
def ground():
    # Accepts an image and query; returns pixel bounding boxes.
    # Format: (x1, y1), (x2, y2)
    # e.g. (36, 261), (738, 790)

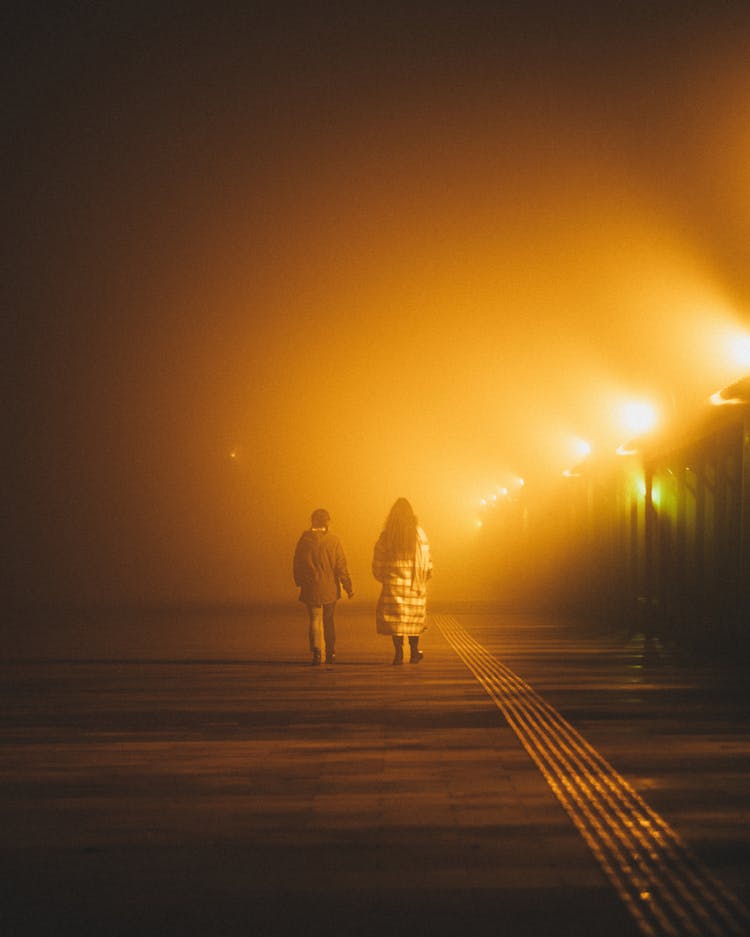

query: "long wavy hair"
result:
(381, 498), (418, 558)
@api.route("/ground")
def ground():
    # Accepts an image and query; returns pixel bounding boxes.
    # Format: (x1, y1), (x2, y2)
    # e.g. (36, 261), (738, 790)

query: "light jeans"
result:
(307, 602), (336, 658)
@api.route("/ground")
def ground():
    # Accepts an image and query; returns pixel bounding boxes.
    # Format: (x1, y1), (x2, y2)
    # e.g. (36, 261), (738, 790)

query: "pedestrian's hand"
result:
(347, 591), (354, 599)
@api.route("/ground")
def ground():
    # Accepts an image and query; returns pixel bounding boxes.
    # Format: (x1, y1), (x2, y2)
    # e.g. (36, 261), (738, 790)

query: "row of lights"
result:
(475, 331), (750, 527)
(479, 396), (660, 515)
(566, 333), (750, 474)
(476, 477), (526, 528)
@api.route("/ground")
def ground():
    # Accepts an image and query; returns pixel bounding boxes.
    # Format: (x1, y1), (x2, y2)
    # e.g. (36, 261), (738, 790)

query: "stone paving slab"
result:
(1, 604), (747, 936)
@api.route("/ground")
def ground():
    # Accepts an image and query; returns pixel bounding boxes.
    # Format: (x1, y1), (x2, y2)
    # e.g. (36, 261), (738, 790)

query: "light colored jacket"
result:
(372, 526), (432, 635)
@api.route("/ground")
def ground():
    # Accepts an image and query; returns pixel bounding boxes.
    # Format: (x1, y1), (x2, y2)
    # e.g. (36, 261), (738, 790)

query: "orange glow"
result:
(9, 6), (750, 609)
(572, 438), (592, 460)
(616, 444), (639, 457)
(730, 334), (750, 369)
(618, 401), (658, 438)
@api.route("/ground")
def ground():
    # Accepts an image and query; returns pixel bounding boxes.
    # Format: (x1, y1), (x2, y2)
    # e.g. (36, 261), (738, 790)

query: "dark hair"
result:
(382, 498), (418, 557)
(311, 508), (330, 528)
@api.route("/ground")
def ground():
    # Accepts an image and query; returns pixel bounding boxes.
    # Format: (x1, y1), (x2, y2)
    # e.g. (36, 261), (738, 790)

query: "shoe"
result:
(311, 650), (322, 666)
(410, 651), (424, 664)
(325, 653), (336, 665)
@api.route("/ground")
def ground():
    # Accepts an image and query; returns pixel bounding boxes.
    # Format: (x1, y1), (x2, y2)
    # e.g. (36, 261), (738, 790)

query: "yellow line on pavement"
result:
(435, 613), (750, 937)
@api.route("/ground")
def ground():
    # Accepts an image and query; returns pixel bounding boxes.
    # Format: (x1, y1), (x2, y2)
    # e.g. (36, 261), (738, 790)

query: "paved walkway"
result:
(1, 605), (748, 936)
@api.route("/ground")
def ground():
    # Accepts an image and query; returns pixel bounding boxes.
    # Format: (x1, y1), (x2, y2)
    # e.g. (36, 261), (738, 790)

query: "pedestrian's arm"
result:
(292, 539), (307, 587)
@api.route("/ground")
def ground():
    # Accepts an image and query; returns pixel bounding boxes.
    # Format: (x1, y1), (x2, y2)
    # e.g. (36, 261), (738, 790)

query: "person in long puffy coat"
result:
(372, 498), (432, 664)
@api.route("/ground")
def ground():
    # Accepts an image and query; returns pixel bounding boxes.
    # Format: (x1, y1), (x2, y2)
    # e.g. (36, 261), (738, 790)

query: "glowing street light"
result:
(561, 438), (591, 477)
(572, 438), (592, 461)
(729, 333), (750, 369)
(618, 400), (658, 437)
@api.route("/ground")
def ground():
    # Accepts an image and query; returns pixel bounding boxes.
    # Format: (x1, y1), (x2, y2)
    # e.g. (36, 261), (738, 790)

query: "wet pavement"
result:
(1, 605), (748, 936)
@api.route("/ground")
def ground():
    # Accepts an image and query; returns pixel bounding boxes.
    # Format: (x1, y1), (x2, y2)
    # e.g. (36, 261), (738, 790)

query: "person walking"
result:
(293, 508), (353, 665)
(372, 498), (432, 664)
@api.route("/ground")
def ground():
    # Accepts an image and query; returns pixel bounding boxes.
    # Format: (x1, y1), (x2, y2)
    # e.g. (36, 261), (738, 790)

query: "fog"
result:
(5, 3), (750, 609)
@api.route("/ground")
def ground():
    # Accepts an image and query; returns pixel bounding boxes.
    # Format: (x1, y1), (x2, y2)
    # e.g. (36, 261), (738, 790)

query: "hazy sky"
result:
(5, 1), (750, 607)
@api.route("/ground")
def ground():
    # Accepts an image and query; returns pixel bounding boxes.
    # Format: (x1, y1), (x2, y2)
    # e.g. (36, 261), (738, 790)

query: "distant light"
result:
(480, 498), (487, 506)
(229, 450), (238, 460)
(562, 468), (581, 478)
(499, 487), (508, 497)
(616, 443), (638, 457)
(730, 334), (750, 369)
(618, 400), (658, 437)
(475, 519), (483, 529)
(517, 477), (525, 487)
(572, 438), (592, 460)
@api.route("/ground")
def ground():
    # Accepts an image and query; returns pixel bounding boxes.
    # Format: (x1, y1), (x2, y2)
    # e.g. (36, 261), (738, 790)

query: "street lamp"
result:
(618, 400), (658, 438)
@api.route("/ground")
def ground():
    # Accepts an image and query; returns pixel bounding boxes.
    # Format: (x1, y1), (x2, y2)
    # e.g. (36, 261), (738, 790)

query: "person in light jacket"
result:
(372, 498), (432, 664)
(293, 508), (353, 665)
